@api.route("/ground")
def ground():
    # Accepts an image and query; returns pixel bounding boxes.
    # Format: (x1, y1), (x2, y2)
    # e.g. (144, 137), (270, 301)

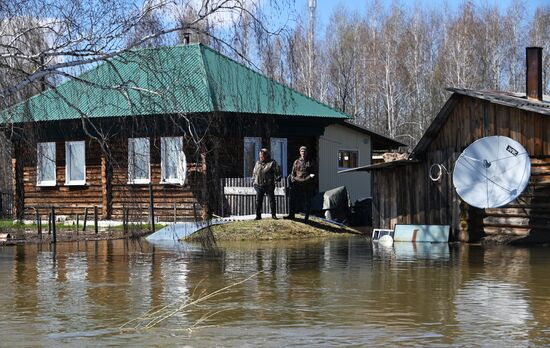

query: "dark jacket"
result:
(290, 157), (315, 187)
(252, 159), (281, 188)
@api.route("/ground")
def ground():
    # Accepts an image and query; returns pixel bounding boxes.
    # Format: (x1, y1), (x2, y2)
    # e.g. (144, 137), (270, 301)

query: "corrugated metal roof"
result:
(2, 44), (349, 123)
(447, 88), (550, 116)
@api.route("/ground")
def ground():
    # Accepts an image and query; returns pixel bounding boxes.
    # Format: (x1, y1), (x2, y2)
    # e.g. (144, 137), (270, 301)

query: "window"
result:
(128, 138), (150, 184)
(338, 150), (358, 169)
(37, 142), (56, 186)
(270, 138), (287, 176)
(161, 137), (186, 184)
(65, 141), (86, 185)
(243, 137), (261, 177)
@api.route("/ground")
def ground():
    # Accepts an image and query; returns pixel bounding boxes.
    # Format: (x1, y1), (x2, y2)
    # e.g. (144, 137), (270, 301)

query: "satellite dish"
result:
(453, 136), (531, 209)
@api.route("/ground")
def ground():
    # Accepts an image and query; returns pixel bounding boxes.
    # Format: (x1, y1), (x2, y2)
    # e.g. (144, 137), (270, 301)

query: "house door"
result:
(270, 138), (288, 177)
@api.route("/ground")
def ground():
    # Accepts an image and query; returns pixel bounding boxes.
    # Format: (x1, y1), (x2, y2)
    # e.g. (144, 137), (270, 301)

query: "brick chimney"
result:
(526, 47), (543, 101)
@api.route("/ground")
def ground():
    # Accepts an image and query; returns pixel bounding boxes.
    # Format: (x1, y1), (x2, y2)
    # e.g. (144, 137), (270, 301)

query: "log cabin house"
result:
(343, 47), (550, 243)
(1, 43), (399, 223)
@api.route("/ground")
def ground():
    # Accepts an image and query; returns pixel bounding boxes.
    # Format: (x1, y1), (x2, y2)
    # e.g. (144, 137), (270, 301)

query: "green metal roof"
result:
(2, 44), (349, 123)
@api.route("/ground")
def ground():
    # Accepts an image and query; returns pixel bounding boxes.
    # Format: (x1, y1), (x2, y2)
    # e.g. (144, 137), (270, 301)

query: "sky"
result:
(287, 0), (549, 35)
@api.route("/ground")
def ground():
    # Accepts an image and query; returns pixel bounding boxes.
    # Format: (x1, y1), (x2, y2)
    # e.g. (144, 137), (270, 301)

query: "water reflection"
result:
(0, 238), (550, 346)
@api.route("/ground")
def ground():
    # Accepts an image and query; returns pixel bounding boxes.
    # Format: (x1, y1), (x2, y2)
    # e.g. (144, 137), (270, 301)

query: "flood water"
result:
(1, 236), (550, 347)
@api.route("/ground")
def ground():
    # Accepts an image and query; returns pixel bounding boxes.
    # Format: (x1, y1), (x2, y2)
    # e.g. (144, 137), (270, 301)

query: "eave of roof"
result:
(335, 121), (406, 150)
(448, 87), (550, 116)
(338, 159), (420, 173)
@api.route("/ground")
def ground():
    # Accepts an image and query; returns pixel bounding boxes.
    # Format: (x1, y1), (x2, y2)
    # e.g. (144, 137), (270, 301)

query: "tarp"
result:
(311, 186), (351, 211)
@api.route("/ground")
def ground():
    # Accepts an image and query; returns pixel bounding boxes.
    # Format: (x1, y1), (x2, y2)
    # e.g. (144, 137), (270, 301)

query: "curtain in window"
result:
(67, 141), (85, 182)
(37, 142), (56, 184)
(161, 137), (185, 183)
(128, 138), (150, 182)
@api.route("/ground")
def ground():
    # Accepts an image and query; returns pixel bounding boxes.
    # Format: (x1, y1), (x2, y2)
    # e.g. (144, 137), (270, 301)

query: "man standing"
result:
(252, 148), (282, 220)
(284, 146), (315, 222)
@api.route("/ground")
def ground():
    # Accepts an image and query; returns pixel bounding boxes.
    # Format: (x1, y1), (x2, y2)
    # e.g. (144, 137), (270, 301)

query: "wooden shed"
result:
(1, 43), (351, 222)
(347, 48), (550, 243)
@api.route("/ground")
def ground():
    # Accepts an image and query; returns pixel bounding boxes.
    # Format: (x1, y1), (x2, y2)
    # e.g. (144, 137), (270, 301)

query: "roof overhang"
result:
(336, 121), (405, 150)
(338, 159), (420, 173)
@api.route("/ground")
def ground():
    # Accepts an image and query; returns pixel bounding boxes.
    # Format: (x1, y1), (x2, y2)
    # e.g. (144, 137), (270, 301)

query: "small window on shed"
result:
(338, 150), (358, 169)
(161, 137), (186, 185)
(65, 141), (86, 185)
(37, 142), (56, 186)
(128, 138), (150, 184)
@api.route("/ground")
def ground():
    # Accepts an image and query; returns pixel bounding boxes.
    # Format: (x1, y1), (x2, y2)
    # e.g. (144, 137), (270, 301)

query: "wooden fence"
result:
(221, 177), (288, 216)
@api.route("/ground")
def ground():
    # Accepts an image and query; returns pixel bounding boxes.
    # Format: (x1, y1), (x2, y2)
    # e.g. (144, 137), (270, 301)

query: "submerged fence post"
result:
(123, 208), (128, 234)
(148, 183), (155, 233)
(94, 205), (98, 235)
(51, 206), (56, 244)
(35, 208), (41, 236)
(83, 207), (88, 232)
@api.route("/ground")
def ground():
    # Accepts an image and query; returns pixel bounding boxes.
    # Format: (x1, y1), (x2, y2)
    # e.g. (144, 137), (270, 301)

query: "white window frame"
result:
(337, 149), (359, 170)
(244, 137), (261, 178)
(270, 137), (288, 177)
(128, 138), (151, 184)
(160, 136), (186, 185)
(65, 141), (86, 186)
(37, 142), (56, 187)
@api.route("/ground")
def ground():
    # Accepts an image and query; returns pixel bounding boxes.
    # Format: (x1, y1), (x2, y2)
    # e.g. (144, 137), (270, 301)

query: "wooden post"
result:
(48, 212), (52, 235)
(12, 156), (24, 221)
(76, 214), (79, 235)
(94, 205), (98, 235)
(83, 207), (88, 232)
(220, 178), (224, 217)
(173, 203), (177, 224)
(38, 216), (42, 239)
(51, 206), (56, 244)
(100, 154), (112, 219)
(123, 208), (128, 234)
(148, 183), (155, 232)
(35, 208), (40, 234)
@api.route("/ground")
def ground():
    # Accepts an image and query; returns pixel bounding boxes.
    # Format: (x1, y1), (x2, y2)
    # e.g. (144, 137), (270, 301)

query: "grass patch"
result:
(0, 219), (164, 232)
(184, 216), (361, 242)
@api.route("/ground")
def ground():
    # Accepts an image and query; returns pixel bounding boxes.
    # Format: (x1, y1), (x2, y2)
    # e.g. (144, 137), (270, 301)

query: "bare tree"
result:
(0, 0), (289, 107)
(529, 5), (550, 95)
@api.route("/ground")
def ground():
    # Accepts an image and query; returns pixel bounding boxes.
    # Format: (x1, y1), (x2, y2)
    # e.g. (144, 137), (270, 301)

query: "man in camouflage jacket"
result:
(284, 146), (316, 222)
(252, 148), (282, 220)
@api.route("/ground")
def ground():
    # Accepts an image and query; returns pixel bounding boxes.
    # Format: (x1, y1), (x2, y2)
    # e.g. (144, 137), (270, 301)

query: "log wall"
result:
(16, 136), (207, 222)
(373, 95), (550, 242)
